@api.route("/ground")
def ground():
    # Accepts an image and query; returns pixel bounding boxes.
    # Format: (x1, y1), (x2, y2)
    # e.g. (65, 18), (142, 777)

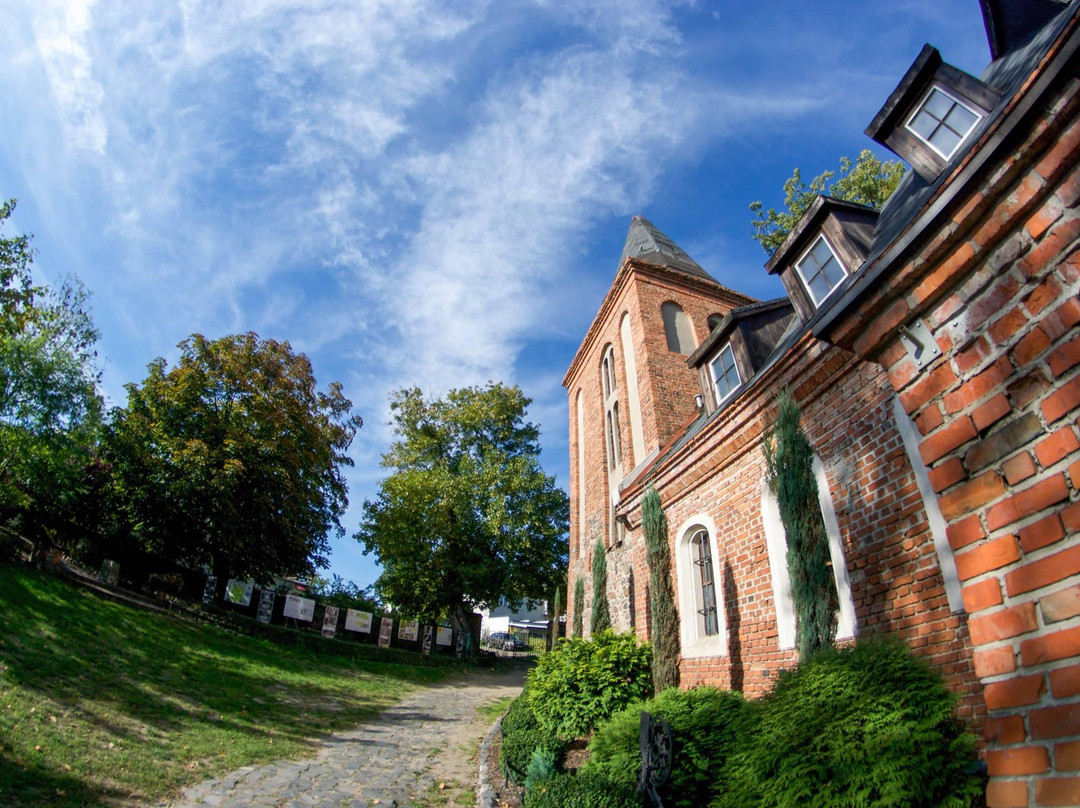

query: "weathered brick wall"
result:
(824, 81), (1080, 808)
(619, 335), (982, 714)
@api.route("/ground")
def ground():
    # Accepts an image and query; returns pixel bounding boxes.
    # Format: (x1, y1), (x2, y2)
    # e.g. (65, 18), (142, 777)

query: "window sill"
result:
(681, 634), (726, 659)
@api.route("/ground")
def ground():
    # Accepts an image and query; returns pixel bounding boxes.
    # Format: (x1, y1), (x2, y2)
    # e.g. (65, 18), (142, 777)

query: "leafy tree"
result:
(643, 484), (680, 691)
(573, 577), (585, 637)
(0, 199), (103, 556)
(750, 150), (906, 254)
(590, 539), (610, 634)
(308, 573), (381, 612)
(108, 333), (360, 589)
(763, 389), (837, 659)
(355, 382), (568, 644)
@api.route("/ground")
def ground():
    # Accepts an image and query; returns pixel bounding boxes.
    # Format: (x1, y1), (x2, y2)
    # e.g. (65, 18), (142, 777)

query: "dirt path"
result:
(163, 663), (527, 808)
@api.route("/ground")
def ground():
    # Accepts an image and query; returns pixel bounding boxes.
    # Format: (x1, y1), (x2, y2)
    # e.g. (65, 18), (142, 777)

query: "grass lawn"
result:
(0, 565), (448, 807)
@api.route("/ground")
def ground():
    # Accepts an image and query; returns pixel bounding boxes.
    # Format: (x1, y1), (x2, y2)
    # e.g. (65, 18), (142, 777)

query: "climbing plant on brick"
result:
(591, 539), (611, 634)
(763, 388), (838, 659)
(643, 484), (680, 691)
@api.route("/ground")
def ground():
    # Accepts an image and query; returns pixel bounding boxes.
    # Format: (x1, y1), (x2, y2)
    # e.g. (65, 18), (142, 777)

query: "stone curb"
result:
(476, 713), (505, 808)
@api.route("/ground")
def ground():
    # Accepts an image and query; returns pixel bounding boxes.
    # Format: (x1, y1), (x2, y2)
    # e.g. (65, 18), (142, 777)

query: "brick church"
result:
(564, 1), (1080, 804)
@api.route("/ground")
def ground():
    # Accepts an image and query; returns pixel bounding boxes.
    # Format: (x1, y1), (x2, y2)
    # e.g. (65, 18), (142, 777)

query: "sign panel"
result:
(256, 588), (275, 624)
(321, 606), (340, 639)
(422, 625), (433, 655)
(436, 626), (453, 647)
(283, 595), (316, 622)
(225, 579), (254, 607)
(99, 559), (120, 586)
(398, 619), (419, 642)
(344, 609), (373, 633)
(378, 616), (394, 648)
(202, 575), (217, 605)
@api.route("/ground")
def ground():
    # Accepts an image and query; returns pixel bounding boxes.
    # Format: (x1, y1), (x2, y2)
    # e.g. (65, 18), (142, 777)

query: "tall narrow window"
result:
(795, 235), (847, 307)
(601, 345), (623, 546)
(906, 86), (982, 160)
(661, 301), (696, 354)
(628, 568), (636, 629)
(619, 314), (645, 465)
(710, 343), (741, 404)
(675, 516), (726, 658)
(576, 391), (586, 560)
(691, 530), (719, 636)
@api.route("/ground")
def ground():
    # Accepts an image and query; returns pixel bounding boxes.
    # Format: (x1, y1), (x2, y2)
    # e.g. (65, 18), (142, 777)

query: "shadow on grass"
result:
(0, 566), (447, 807)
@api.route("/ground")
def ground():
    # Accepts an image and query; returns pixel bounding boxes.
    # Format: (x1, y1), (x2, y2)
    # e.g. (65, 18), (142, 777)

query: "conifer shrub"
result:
(524, 771), (642, 808)
(501, 692), (567, 784)
(591, 539), (611, 633)
(526, 630), (653, 740)
(524, 746), (559, 792)
(642, 485), (680, 691)
(714, 638), (982, 808)
(573, 577), (585, 637)
(583, 686), (745, 808)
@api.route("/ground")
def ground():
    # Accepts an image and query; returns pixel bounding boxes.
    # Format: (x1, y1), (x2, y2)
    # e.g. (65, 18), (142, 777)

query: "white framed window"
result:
(795, 234), (848, 307)
(675, 514), (726, 658)
(905, 85), (982, 161)
(710, 343), (741, 404)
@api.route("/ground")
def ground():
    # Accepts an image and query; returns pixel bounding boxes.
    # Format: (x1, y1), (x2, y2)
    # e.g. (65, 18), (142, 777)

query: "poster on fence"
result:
(422, 625), (433, 655)
(436, 626), (453, 646)
(378, 617), (394, 648)
(202, 575), (217, 605)
(225, 579), (255, 606)
(256, 588), (275, 624)
(321, 606), (339, 639)
(398, 619), (419, 642)
(283, 595), (316, 622)
(344, 609), (372, 633)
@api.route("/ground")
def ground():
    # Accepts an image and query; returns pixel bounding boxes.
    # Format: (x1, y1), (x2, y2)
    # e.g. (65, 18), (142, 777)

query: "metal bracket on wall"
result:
(898, 319), (942, 371)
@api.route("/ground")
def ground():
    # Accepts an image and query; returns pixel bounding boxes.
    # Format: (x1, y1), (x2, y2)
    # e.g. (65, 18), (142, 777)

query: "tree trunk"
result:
(449, 601), (476, 657)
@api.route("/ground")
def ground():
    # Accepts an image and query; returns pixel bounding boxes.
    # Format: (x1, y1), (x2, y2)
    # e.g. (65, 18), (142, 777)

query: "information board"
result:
(436, 626), (453, 646)
(225, 579), (254, 606)
(378, 616), (394, 648)
(283, 595), (316, 622)
(422, 625), (433, 655)
(321, 606), (339, 639)
(256, 588), (275, 624)
(344, 609), (372, 633)
(398, 619), (419, 642)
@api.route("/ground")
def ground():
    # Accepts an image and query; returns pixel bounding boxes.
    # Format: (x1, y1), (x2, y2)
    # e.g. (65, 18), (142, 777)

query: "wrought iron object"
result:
(638, 711), (673, 808)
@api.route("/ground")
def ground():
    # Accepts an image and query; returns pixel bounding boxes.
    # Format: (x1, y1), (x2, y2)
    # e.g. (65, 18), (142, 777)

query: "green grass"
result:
(477, 696), (513, 724)
(0, 565), (448, 807)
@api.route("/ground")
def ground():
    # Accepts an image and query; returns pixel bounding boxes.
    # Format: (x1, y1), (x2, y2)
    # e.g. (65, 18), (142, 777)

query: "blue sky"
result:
(2, 1), (991, 590)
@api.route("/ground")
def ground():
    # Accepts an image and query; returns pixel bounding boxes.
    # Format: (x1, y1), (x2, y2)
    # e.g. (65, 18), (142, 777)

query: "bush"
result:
(501, 693), (566, 784)
(524, 747), (558, 792)
(524, 771), (642, 808)
(714, 638), (982, 808)
(584, 686), (745, 808)
(526, 631), (653, 740)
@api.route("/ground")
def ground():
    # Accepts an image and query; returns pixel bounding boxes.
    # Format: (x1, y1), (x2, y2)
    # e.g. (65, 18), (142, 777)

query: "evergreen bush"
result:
(524, 747), (558, 792)
(584, 686), (745, 808)
(591, 539), (611, 634)
(763, 388), (837, 659)
(526, 630), (653, 740)
(714, 638), (982, 808)
(524, 771), (642, 808)
(642, 485), (680, 691)
(573, 577), (585, 637)
(501, 693), (567, 784)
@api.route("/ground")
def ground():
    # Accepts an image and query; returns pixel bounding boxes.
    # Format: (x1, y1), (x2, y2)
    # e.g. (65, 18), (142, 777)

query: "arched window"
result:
(674, 515), (726, 658)
(601, 345), (623, 545)
(628, 567), (636, 629)
(575, 390), (586, 559)
(707, 313), (725, 332)
(619, 314), (645, 465)
(661, 301), (696, 354)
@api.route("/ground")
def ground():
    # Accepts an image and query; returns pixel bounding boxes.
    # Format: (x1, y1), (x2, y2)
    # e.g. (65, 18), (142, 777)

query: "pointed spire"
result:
(619, 216), (715, 281)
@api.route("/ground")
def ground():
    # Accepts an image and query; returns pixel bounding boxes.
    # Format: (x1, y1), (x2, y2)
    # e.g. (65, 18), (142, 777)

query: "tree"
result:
(551, 585), (562, 645)
(355, 383), (568, 645)
(763, 389), (838, 659)
(750, 150), (906, 254)
(0, 199), (103, 555)
(108, 333), (361, 589)
(590, 539), (611, 634)
(642, 484), (680, 691)
(573, 577), (585, 637)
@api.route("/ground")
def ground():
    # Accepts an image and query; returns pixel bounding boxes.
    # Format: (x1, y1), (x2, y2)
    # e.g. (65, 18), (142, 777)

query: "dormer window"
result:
(710, 343), (741, 404)
(905, 85), (982, 160)
(795, 235), (848, 307)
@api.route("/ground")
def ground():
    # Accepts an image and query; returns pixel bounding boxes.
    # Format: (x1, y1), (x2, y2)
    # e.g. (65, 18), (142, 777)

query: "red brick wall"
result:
(824, 82), (1080, 807)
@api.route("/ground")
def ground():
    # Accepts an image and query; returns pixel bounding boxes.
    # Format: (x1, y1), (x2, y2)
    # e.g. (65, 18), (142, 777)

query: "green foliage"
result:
(308, 573), (381, 612)
(524, 746), (558, 792)
(526, 630), (653, 740)
(590, 539), (611, 634)
(524, 771), (642, 808)
(573, 577), (585, 637)
(584, 687), (745, 808)
(552, 585), (562, 641)
(0, 199), (103, 551)
(763, 389), (837, 659)
(642, 485), (679, 691)
(750, 150), (906, 254)
(356, 383), (568, 640)
(501, 693), (566, 784)
(108, 332), (361, 586)
(715, 638), (982, 808)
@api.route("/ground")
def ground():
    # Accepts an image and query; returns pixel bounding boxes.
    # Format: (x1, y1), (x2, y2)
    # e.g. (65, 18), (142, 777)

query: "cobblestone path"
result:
(163, 665), (526, 808)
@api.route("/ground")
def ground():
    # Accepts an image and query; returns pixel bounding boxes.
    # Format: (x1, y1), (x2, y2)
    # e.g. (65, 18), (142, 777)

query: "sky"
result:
(1, 1), (993, 590)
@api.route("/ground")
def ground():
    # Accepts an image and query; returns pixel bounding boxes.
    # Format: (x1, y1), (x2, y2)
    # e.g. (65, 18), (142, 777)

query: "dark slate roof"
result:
(980, 0), (1069, 59)
(619, 216), (716, 281)
(687, 297), (793, 368)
